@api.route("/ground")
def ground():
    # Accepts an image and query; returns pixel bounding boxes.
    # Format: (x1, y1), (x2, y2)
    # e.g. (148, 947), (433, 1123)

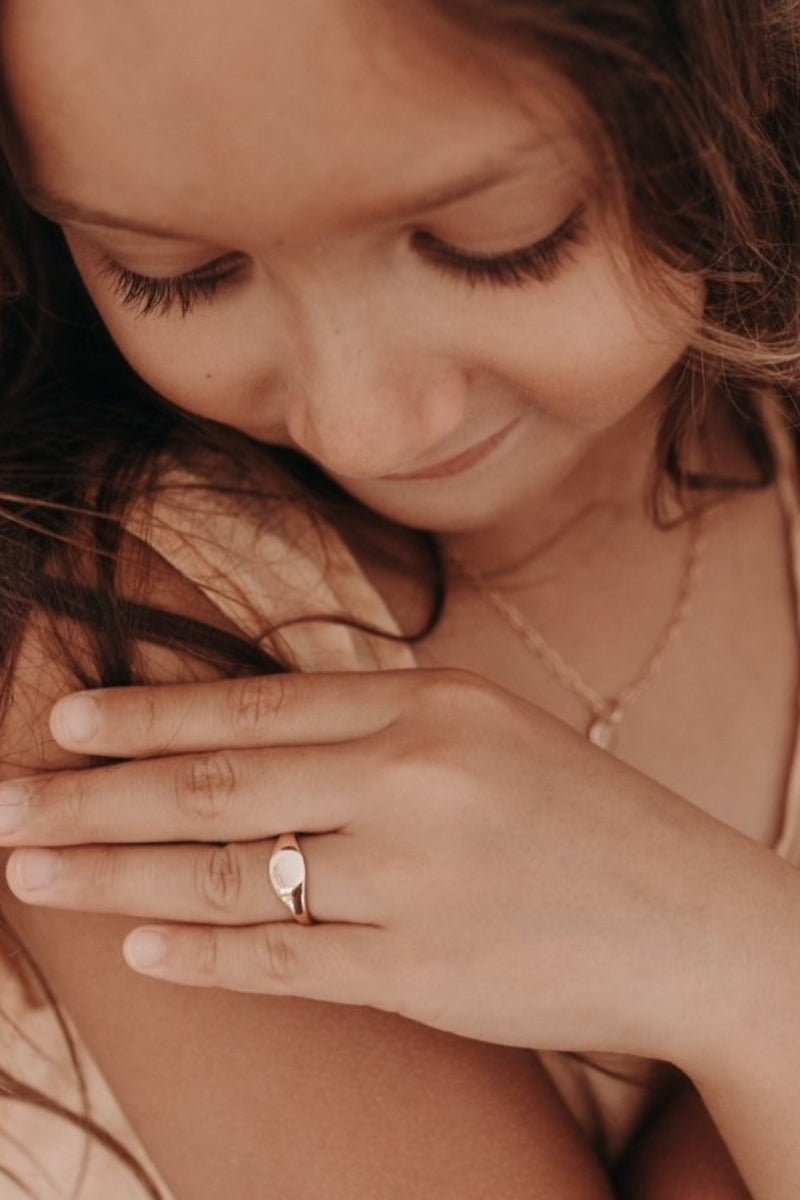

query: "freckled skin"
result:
(1, 0), (704, 565)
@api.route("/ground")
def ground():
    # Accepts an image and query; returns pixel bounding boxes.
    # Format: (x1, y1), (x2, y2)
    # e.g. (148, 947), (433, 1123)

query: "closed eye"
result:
(97, 201), (587, 319)
(415, 202), (587, 289)
(97, 252), (245, 318)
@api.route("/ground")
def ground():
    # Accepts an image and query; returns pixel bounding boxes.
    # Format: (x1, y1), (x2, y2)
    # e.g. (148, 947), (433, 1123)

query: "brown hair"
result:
(0, 0), (798, 1191)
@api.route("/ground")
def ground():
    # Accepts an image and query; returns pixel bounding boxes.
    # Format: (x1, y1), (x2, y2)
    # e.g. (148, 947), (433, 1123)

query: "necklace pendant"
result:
(587, 711), (620, 751)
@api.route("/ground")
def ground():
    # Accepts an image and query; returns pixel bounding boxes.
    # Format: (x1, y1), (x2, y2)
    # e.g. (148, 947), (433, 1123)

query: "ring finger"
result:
(4, 833), (371, 925)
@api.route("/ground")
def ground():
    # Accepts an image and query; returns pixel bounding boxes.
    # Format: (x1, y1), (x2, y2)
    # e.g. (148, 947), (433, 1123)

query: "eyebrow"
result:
(20, 137), (557, 240)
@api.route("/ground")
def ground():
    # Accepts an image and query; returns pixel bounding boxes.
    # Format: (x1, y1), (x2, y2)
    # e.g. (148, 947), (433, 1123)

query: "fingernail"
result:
(56, 695), (99, 745)
(12, 849), (60, 891)
(125, 930), (168, 969)
(0, 784), (29, 835)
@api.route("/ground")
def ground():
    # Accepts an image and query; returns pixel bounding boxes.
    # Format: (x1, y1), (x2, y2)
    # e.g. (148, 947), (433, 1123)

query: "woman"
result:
(0, 1), (798, 1196)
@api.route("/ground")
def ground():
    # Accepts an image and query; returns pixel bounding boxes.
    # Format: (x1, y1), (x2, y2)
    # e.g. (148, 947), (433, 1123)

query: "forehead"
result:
(0, 0), (582, 242)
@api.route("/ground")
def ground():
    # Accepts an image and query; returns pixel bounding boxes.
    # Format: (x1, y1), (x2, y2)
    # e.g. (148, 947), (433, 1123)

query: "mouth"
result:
(381, 418), (522, 482)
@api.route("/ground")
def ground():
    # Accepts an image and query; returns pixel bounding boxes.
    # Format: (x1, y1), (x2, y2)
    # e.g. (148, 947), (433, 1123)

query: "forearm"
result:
(688, 1029), (800, 1200)
(670, 846), (800, 1200)
(614, 1078), (752, 1200)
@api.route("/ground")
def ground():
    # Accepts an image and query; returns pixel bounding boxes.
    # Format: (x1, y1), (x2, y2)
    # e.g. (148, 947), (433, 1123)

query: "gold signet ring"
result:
(268, 833), (314, 925)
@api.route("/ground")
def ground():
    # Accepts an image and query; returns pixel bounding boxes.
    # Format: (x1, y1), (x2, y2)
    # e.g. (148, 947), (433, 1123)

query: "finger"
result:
(121, 920), (395, 1011)
(5, 833), (371, 925)
(0, 740), (366, 847)
(49, 669), (423, 757)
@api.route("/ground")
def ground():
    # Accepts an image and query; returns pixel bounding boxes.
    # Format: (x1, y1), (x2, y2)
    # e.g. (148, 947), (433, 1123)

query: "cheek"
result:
(81, 285), (272, 430)
(461, 245), (704, 427)
(112, 323), (255, 425)
(545, 261), (702, 418)
(64, 231), (278, 427)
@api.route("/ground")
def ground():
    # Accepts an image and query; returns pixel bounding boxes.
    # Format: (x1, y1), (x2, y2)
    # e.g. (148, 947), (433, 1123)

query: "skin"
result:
(2, 0), (704, 566)
(2, 2), (799, 1197)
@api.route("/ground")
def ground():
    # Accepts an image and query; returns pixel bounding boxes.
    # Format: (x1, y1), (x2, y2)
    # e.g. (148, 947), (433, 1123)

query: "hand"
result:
(0, 669), (765, 1062)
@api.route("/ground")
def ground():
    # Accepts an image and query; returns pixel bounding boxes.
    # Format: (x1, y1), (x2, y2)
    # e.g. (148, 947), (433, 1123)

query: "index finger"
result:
(49, 670), (419, 758)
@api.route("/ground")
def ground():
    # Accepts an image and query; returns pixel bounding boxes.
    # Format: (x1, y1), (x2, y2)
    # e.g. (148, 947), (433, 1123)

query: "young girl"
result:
(0, 1), (798, 1196)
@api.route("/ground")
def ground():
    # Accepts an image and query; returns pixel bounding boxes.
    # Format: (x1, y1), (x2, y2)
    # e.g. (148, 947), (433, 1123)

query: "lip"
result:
(381, 418), (522, 482)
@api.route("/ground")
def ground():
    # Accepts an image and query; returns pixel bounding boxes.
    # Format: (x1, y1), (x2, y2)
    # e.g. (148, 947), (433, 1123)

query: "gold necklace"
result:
(449, 508), (708, 751)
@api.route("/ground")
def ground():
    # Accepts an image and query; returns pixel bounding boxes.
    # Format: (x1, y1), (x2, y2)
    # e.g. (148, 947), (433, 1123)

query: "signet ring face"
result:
(268, 833), (314, 925)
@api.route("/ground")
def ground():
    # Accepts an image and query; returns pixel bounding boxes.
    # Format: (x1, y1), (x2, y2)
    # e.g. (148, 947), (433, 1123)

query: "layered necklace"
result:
(449, 507), (708, 752)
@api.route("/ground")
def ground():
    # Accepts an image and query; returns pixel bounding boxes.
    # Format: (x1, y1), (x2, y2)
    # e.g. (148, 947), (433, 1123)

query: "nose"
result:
(282, 309), (466, 480)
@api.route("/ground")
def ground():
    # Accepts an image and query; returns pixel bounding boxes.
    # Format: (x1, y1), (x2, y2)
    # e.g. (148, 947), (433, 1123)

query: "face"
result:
(1, 0), (703, 541)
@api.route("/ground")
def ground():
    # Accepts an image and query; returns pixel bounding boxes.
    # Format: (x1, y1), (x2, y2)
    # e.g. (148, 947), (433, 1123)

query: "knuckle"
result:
(88, 846), (120, 898)
(252, 924), (295, 982)
(58, 777), (92, 835)
(401, 753), (470, 803)
(174, 753), (237, 822)
(386, 724), (475, 805)
(429, 666), (494, 706)
(230, 675), (289, 736)
(196, 844), (243, 916)
(137, 687), (160, 743)
(413, 667), (504, 729)
(194, 928), (220, 979)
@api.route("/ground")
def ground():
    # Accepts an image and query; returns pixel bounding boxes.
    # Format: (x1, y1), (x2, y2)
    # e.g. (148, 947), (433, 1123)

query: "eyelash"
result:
(97, 254), (241, 318)
(98, 203), (587, 319)
(414, 203), (586, 291)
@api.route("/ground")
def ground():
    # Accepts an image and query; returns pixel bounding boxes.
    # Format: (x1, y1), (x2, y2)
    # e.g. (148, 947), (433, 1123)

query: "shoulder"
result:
(0, 517), (609, 1200)
(130, 441), (417, 671)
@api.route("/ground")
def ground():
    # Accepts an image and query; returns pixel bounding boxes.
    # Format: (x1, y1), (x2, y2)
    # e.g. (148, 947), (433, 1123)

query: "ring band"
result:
(268, 833), (315, 925)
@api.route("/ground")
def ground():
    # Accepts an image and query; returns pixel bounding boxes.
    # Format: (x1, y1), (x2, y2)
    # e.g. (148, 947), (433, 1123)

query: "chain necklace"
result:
(449, 508), (708, 751)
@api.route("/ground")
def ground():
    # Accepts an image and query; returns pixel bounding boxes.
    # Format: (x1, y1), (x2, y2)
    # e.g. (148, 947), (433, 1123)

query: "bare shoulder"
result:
(0, 539), (614, 1199)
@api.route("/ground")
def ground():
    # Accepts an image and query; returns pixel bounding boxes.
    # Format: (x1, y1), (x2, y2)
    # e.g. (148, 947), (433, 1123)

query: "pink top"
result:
(2, 392), (799, 1189)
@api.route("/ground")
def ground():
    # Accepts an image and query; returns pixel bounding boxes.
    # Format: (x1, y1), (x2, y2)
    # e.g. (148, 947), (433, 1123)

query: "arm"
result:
(683, 853), (800, 1200)
(646, 837), (800, 1200)
(614, 1077), (752, 1199)
(606, 841), (800, 1200)
(0, 564), (616, 1199)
